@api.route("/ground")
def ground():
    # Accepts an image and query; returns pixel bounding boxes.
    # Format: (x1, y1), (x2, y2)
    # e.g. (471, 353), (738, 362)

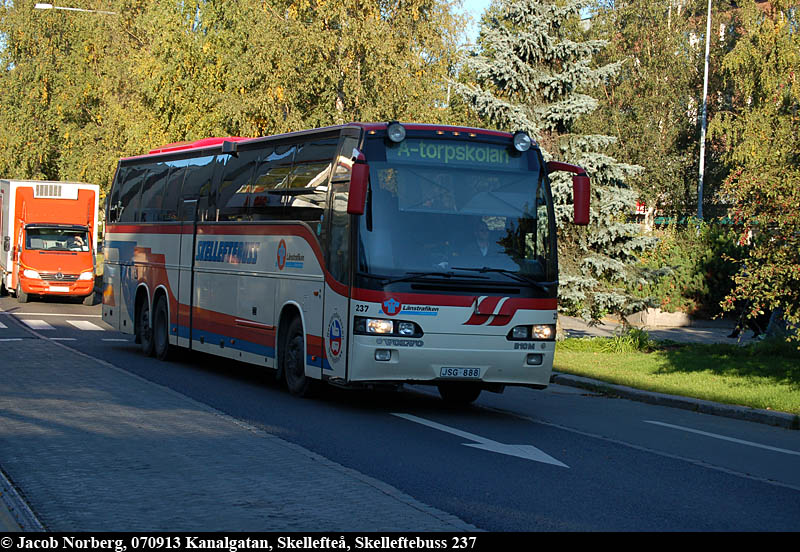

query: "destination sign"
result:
(386, 139), (527, 169)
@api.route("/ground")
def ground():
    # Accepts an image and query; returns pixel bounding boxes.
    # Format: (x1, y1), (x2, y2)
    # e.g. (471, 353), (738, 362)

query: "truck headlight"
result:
(23, 269), (41, 279)
(78, 271), (94, 281)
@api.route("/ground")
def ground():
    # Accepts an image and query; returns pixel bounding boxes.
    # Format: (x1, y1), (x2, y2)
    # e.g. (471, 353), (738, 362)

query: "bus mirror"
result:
(573, 174), (590, 225)
(347, 162), (369, 215)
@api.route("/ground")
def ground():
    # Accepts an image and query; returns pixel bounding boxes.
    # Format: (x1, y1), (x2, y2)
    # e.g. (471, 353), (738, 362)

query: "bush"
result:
(631, 220), (744, 316)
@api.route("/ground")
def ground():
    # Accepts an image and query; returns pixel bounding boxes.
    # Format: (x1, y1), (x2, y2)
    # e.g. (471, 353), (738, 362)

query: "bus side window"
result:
(181, 155), (218, 222)
(161, 163), (186, 222)
(250, 144), (295, 221)
(107, 166), (126, 224)
(217, 149), (260, 222)
(118, 166), (147, 223)
(285, 137), (337, 226)
(139, 162), (169, 223)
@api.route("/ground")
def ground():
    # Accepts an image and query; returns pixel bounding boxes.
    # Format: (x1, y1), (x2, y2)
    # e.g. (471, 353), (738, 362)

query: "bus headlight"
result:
(78, 271), (94, 281)
(532, 324), (554, 340)
(397, 322), (416, 336)
(507, 324), (555, 341)
(23, 269), (41, 279)
(355, 316), (423, 338)
(512, 131), (532, 152)
(387, 121), (406, 143)
(367, 319), (394, 334)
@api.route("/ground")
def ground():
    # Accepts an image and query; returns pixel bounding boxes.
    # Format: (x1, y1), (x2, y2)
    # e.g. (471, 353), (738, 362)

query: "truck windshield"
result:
(357, 137), (556, 286)
(25, 227), (90, 252)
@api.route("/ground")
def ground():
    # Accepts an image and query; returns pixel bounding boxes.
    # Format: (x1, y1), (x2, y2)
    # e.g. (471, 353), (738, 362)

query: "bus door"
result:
(177, 198), (198, 348)
(321, 138), (358, 383)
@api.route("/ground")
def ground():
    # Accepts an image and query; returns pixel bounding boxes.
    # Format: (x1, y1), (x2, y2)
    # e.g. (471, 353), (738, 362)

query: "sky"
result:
(458, 0), (493, 45)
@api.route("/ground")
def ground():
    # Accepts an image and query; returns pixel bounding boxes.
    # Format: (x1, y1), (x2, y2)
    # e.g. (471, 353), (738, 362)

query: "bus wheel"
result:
(16, 283), (28, 304)
(283, 317), (314, 397)
(153, 296), (173, 361)
(437, 383), (482, 405)
(138, 298), (155, 357)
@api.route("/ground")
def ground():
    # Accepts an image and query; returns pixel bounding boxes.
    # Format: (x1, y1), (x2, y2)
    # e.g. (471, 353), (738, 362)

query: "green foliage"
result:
(0, 0), (466, 198)
(579, 0), (730, 226)
(558, 326), (656, 353)
(631, 221), (744, 315)
(709, 0), (800, 334)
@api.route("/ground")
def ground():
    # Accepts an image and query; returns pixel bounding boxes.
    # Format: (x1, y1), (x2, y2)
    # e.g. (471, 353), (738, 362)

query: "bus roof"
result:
(123, 123), (520, 161)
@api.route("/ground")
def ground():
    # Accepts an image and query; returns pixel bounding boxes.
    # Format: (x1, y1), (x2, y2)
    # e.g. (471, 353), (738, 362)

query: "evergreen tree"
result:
(455, 0), (654, 321)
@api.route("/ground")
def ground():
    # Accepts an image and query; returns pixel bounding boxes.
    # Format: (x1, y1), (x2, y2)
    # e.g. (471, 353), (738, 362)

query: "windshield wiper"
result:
(380, 270), (489, 286)
(451, 267), (555, 293)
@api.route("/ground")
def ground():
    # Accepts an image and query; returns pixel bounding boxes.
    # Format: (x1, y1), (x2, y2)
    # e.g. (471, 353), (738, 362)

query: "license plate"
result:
(440, 367), (482, 379)
(48, 286), (70, 292)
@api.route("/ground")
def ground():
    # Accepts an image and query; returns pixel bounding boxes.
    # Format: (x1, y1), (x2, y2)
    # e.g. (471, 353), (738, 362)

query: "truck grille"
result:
(40, 272), (79, 282)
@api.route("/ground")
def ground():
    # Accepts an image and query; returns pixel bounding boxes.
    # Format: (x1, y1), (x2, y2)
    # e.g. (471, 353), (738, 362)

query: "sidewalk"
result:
(558, 314), (740, 345)
(0, 337), (477, 532)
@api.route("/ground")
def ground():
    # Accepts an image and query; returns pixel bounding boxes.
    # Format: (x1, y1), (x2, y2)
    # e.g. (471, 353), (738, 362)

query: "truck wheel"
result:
(16, 283), (28, 304)
(437, 383), (482, 405)
(137, 298), (155, 357)
(82, 293), (95, 306)
(283, 317), (315, 397)
(153, 296), (173, 361)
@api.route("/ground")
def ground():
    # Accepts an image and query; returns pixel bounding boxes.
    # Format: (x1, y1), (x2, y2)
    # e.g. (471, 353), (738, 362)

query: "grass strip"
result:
(554, 337), (800, 416)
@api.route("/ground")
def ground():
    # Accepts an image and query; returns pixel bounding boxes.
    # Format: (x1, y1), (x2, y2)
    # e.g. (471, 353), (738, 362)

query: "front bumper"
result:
(19, 276), (95, 297)
(348, 333), (555, 388)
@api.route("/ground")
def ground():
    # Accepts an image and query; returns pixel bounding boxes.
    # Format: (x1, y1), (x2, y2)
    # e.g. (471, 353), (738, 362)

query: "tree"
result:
(0, 0), (466, 196)
(455, 0), (654, 321)
(710, 0), (800, 336)
(581, 0), (710, 229)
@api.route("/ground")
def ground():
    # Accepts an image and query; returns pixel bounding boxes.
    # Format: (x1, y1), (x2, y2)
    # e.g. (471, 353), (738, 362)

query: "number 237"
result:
(451, 537), (477, 549)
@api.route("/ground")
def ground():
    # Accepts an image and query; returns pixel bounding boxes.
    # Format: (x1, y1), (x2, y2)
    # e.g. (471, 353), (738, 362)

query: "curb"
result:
(1, 467), (44, 532)
(550, 373), (800, 430)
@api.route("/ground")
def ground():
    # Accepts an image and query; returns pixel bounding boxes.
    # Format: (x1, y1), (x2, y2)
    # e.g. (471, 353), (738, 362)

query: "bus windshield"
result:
(358, 137), (556, 285)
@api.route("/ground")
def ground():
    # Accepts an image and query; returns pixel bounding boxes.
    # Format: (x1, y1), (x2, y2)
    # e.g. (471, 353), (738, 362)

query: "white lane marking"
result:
(645, 420), (800, 456)
(102, 338), (130, 342)
(67, 320), (104, 331)
(0, 338), (23, 342)
(51, 338), (77, 341)
(20, 320), (55, 330)
(392, 413), (569, 467)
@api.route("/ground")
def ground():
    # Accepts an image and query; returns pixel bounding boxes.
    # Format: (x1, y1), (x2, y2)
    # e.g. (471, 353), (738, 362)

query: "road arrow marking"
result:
(392, 413), (569, 467)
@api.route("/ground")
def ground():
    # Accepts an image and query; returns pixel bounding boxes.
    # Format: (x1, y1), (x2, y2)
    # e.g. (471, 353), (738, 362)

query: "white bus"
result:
(102, 122), (590, 404)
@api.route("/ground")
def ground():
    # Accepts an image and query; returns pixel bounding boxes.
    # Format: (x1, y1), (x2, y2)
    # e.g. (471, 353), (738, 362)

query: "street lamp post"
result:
(697, 0), (712, 221)
(34, 3), (117, 15)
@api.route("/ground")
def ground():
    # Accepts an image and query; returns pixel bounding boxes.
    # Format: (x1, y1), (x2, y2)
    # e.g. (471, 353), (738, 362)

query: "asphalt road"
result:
(2, 295), (799, 531)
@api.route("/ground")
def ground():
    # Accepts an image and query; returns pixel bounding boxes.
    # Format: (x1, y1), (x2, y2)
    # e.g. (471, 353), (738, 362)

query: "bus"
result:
(102, 122), (590, 404)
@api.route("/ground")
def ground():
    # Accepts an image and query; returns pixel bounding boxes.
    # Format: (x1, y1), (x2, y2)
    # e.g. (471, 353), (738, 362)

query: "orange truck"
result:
(0, 180), (100, 304)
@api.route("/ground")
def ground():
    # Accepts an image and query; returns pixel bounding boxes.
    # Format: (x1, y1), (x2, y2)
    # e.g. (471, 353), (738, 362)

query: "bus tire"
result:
(137, 297), (155, 357)
(283, 317), (315, 397)
(437, 383), (481, 405)
(153, 296), (173, 361)
(16, 283), (28, 304)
